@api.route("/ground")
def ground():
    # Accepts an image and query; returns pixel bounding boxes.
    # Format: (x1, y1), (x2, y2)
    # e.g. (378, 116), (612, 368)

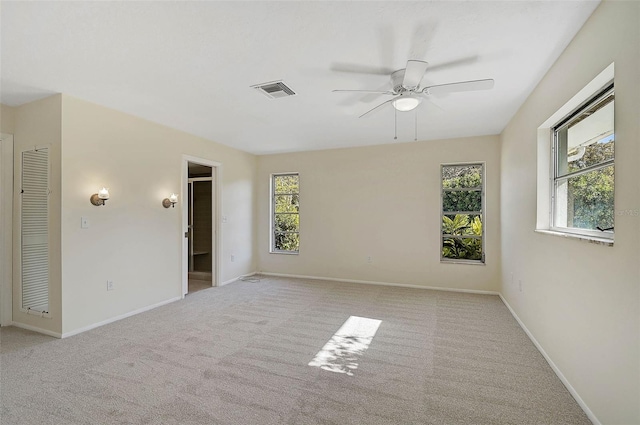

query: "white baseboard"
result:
(10, 321), (62, 338)
(259, 272), (499, 295)
(60, 296), (182, 339)
(498, 294), (601, 425)
(30, 273), (258, 338)
(221, 271), (257, 286)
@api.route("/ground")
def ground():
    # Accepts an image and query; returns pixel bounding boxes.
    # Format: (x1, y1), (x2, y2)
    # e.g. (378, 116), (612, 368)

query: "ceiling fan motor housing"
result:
(391, 69), (410, 93)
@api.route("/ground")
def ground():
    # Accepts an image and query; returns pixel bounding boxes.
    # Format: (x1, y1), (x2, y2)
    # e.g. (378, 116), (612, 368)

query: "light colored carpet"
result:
(188, 278), (213, 294)
(0, 275), (591, 424)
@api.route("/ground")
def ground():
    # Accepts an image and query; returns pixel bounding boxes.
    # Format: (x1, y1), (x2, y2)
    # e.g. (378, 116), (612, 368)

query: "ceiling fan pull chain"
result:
(394, 108), (398, 140)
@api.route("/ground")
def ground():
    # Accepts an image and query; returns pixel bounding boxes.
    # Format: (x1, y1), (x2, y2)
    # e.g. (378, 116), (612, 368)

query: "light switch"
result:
(81, 217), (90, 229)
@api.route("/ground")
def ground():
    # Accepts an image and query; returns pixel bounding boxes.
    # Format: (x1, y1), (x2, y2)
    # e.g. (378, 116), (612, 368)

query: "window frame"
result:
(440, 162), (485, 265)
(550, 83), (614, 240)
(270, 172), (300, 254)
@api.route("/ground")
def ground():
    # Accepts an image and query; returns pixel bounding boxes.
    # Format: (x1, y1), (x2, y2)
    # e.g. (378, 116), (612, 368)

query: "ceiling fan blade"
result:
(402, 60), (429, 89)
(359, 98), (396, 118)
(417, 92), (445, 111)
(332, 89), (395, 95)
(427, 55), (478, 73)
(360, 82), (396, 103)
(330, 62), (395, 75)
(423, 79), (494, 95)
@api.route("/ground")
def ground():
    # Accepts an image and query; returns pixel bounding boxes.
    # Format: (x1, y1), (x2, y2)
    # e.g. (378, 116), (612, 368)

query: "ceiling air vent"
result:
(251, 80), (296, 99)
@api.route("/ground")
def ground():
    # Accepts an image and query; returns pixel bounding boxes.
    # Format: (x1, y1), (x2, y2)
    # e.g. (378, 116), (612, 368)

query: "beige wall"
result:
(258, 136), (501, 292)
(500, 1), (640, 424)
(1, 104), (16, 134)
(4, 95), (258, 336)
(12, 95), (63, 335)
(1, 105), (16, 326)
(60, 95), (257, 334)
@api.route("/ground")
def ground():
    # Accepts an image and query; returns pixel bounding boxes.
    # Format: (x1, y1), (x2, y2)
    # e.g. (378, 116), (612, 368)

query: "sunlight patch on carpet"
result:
(308, 316), (381, 376)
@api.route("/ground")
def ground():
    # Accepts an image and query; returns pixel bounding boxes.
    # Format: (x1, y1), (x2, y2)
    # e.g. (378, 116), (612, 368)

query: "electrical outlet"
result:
(230, 254), (235, 262)
(107, 280), (114, 291)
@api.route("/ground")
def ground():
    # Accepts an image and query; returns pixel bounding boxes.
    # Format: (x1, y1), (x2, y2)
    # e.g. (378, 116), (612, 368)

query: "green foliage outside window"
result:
(273, 174), (299, 252)
(555, 89), (614, 234)
(442, 215), (483, 261)
(565, 140), (614, 230)
(441, 165), (483, 261)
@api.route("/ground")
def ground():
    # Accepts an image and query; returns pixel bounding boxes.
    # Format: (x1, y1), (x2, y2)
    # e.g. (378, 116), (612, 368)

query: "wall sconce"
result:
(90, 187), (110, 206)
(162, 193), (178, 208)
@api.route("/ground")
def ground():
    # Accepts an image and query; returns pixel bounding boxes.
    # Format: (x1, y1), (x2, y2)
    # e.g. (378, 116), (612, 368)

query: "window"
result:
(536, 64), (614, 245)
(271, 173), (299, 253)
(552, 84), (614, 239)
(441, 163), (484, 263)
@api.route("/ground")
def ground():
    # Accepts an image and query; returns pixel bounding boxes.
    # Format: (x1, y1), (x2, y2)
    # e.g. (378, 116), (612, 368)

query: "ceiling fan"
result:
(333, 59), (494, 118)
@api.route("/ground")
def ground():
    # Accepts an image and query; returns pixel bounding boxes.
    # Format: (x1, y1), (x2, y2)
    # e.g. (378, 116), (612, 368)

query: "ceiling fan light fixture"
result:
(392, 96), (421, 112)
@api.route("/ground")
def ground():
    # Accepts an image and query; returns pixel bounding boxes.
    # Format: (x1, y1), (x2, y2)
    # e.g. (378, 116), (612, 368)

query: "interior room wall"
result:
(499, 1), (639, 424)
(1, 105), (16, 326)
(1, 104), (16, 134)
(12, 95), (63, 335)
(257, 136), (501, 292)
(60, 95), (257, 335)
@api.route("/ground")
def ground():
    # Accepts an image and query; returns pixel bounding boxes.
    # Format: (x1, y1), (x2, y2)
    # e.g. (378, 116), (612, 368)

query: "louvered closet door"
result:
(21, 148), (49, 312)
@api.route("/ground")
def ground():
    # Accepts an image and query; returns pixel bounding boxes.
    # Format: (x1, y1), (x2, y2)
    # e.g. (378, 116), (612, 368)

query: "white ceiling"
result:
(1, 1), (600, 155)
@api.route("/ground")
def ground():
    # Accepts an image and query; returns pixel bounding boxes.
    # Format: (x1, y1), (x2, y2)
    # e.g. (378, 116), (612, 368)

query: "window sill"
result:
(535, 229), (613, 246)
(270, 251), (299, 255)
(441, 259), (486, 266)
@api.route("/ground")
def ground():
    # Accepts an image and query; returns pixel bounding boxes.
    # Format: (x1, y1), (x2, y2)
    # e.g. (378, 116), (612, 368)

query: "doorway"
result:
(183, 158), (220, 295)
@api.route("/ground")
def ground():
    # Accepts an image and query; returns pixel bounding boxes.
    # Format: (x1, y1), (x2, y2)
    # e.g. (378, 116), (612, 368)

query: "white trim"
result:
(269, 251), (299, 256)
(0, 133), (14, 326)
(441, 259), (486, 266)
(221, 271), (257, 286)
(534, 229), (613, 246)
(61, 296), (182, 339)
(182, 155), (222, 296)
(539, 63), (614, 129)
(259, 272), (499, 295)
(10, 321), (62, 338)
(498, 294), (601, 425)
(537, 63), (615, 237)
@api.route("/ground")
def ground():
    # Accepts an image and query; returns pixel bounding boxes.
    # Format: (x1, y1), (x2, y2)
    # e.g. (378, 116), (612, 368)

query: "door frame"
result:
(0, 133), (14, 326)
(187, 176), (214, 274)
(181, 155), (222, 296)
